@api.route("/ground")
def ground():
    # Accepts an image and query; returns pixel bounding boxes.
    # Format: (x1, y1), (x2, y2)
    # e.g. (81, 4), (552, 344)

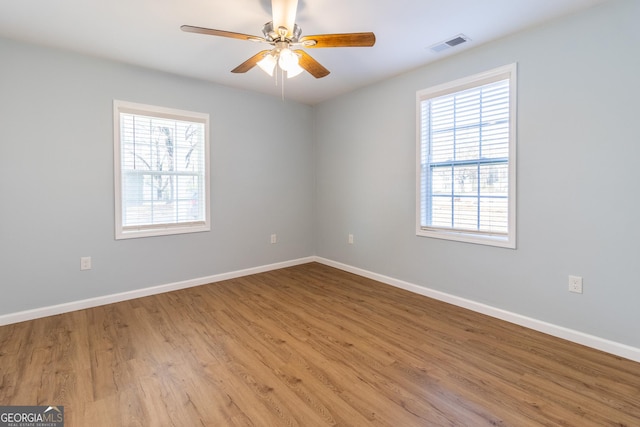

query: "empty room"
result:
(1, 0), (639, 425)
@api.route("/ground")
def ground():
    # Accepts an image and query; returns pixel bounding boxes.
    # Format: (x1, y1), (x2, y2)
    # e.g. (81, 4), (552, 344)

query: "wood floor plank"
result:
(1, 262), (639, 426)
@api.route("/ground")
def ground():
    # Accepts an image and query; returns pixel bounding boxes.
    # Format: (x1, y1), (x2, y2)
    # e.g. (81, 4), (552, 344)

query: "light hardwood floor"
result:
(1, 262), (639, 426)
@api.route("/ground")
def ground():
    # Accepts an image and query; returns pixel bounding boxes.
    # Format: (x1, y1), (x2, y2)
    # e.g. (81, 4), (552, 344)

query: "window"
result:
(416, 64), (516, 248)
(114, 100), (210, 239)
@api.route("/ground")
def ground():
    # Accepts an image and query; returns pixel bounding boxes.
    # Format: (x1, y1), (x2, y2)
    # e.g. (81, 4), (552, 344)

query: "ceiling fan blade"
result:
(300, 32), (376, 48)
(296, 50), (330, 79)
(181, 25), (264, 42)
(271, 0), (298, 38)
(231, 50), (271, 73)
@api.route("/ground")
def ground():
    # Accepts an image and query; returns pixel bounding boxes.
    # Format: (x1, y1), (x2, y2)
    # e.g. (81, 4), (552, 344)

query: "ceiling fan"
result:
(181, 0), (376, 79)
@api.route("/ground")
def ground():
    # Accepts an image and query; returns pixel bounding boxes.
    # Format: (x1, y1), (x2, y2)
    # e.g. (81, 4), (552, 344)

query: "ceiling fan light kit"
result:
(256, 44), (304, 79)
(181, 0), (375, 80)
(256, 24), (305, 79)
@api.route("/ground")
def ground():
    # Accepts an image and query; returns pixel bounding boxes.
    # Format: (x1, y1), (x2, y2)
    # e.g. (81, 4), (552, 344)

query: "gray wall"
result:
(314, 0), (640, 348)
(0, 38), (315, 314)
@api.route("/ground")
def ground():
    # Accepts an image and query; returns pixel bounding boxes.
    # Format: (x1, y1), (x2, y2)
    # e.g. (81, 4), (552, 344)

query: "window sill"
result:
(116, 223), (210, 240)
(416, 227), (515, 249)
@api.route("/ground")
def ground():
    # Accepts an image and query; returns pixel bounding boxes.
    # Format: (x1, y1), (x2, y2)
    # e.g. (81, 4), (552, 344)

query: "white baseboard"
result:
(2, 255), (638, 363)
(315, 257), (640, 363)
(0, 257), (315, 327)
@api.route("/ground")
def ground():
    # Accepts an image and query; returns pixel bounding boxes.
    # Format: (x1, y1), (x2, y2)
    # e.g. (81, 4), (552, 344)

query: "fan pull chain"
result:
(281, 68), (285, 101)
(271, 63), (286, 102)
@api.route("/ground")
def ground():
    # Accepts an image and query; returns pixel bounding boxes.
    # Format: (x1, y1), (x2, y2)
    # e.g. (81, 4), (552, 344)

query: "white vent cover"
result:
(429, 34), (471, 53)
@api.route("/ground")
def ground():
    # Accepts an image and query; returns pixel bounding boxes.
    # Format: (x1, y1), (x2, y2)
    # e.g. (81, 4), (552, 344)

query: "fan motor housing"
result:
(263, 21), (302, 42)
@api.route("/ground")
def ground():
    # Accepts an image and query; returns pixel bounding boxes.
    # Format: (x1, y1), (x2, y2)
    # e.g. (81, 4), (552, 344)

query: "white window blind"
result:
(417, 64), (516, 248)
(114, 101), (210, 239)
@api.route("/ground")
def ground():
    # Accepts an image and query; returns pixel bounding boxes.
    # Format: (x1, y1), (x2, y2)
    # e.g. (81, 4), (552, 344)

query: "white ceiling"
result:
(0, 0), (608, 105)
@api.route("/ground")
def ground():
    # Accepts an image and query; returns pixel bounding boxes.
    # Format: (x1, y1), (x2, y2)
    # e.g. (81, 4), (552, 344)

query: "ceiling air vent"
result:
(429, 34), (471, 53)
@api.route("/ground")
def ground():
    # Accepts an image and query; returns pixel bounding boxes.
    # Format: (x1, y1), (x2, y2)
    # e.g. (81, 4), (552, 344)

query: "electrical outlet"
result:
(270, 234), (277, 244)
(80, 256), (92, 271)
(568, 275), (583, 294)
(348, 234), (354, 244)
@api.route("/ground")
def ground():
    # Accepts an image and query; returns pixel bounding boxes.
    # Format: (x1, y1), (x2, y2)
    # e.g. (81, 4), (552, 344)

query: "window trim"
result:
(113, 100), (211, 240)
(416, 63), (517, 248)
